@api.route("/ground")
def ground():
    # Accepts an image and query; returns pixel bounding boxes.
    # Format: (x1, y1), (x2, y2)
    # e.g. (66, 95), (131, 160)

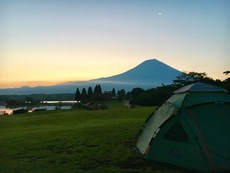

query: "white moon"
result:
(159, 12), (162, 15)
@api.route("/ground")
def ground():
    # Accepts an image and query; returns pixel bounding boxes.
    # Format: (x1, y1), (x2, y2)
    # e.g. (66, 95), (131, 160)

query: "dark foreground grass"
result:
(0, 102), (182, 173)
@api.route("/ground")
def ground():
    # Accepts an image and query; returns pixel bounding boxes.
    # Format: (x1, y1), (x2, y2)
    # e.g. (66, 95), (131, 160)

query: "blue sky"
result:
(0, 0), (229, 88)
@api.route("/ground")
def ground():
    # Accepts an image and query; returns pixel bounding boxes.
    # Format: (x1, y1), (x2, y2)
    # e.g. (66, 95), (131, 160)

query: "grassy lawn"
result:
(0, 101), (182, 173)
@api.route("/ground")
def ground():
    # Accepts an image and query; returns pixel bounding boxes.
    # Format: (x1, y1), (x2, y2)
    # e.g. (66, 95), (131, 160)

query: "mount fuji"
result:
(0, 59), (182, 94)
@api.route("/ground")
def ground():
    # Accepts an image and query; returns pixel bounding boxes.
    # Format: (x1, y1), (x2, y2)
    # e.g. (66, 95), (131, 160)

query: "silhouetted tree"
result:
(6, 99), (25, 107)
(94, 85), (97, 93)
(112, 88), (116, 97)
(98, 85), (102, 93)
(117, 89), (126, 101)
(97, 85), (102, 93)
(223, 71), (230, 75)
(222, 77), (230, 91)
(92, 84), (103, 103)
(75, 88), (81, 101)
(82, 88), (86, 95)
(80, 88), (87, 102)
(135, 85), (175, 106)
(132, 71), (229, 106)
(93, 85), (96, 93)
(25, 96), (34, 104)
(87, 87), (93, 95)
(130, 88), (144, 102)
(173, 72), (214, 87)
(94, 84), (102, 94)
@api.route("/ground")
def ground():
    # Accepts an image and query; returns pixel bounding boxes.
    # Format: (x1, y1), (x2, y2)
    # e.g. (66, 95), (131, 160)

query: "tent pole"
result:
(188, 109), (216, 173)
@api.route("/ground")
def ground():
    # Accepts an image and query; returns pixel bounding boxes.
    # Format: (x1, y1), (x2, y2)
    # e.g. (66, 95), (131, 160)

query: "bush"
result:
(13, 108), (28, 115)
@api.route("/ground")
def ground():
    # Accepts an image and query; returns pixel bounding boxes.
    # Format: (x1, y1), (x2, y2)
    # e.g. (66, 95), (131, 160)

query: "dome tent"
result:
(136, 82), (230, 172)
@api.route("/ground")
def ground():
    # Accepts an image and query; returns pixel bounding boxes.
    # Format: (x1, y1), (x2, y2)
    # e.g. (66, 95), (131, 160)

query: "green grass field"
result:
(0, 101), (182, 173)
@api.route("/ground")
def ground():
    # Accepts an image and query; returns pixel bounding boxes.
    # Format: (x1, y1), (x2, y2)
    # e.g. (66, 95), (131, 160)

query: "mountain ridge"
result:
(0, 59), (182, 95)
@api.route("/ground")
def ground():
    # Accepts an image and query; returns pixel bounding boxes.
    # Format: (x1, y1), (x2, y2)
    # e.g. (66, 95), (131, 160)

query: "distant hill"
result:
(0, 59), (181, 95)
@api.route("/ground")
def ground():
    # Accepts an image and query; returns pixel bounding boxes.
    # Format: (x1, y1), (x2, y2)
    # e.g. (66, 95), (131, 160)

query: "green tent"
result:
(136, 82), (230, 172)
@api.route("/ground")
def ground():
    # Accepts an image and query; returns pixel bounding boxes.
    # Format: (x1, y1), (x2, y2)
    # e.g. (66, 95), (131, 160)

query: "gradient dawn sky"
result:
(1, 0), (229, 88)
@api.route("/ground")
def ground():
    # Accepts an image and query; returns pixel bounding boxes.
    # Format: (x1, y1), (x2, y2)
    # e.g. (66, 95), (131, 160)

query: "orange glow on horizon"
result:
(0, 80), (76, 89)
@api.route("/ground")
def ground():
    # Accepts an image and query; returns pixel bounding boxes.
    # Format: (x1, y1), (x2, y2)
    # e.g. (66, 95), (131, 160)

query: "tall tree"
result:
(82, 88), (86, 95)
(94, 85), (98, 93)
(222, 77), (230, 91)
(117, 89), (126, 101)
(98, 84), (102, 94)
(112, 88), (116, 97)
(173, 72), (214, 87)
(130, 88), (144, 101)
(75, 88), (81, 101)
(87, 87), (93, 95)
(94, 84), (102, 94)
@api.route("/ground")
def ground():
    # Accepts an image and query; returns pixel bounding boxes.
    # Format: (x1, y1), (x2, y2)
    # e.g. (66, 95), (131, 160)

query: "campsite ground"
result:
(0, 101), (183, 173)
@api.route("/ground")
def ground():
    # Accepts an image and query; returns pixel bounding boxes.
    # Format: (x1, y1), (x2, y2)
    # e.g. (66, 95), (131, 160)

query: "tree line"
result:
(74, 84), (116, 103)
(128, 72), (230, 106)
(75, 72), (230, 106)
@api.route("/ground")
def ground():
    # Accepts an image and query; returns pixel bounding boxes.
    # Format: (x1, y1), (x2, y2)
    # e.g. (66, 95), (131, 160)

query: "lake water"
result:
(41, 101), (79, 104)
(0, 101), (75, 115)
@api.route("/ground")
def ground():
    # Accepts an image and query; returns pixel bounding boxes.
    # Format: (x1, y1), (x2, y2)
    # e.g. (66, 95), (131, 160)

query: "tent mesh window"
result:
(165, 122), (189, 142)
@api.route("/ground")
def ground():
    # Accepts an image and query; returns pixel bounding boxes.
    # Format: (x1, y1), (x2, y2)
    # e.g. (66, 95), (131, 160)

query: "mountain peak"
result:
(139, 59), (173, 68)
(138, 59), (159, 65)
(142, 58), (159, 62)
(94, 58), (181, 85)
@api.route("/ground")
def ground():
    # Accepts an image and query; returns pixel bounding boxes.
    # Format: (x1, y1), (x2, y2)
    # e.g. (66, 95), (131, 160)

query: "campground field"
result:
(0, 101), (182, 173)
